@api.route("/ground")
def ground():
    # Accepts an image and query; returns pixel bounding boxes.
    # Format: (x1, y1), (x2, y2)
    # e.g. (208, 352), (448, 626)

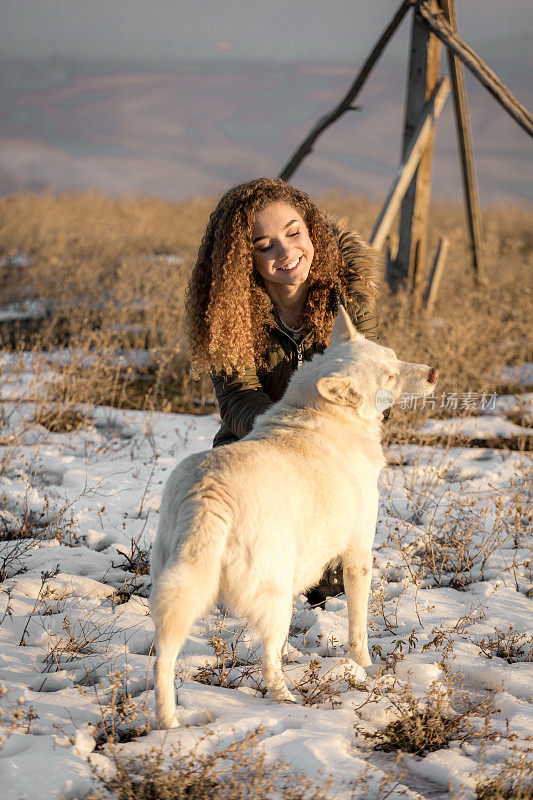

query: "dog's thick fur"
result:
(150, 308), (437, 728)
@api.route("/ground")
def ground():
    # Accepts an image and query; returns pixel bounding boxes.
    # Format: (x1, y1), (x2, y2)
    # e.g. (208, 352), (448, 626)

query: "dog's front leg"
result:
(343, 549), (372, 668)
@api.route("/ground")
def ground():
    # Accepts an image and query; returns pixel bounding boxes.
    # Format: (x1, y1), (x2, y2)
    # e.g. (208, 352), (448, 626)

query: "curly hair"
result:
(186, 177), (352, 377)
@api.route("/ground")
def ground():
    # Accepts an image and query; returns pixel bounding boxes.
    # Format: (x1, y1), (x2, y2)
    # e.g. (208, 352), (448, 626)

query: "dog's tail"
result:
(151, 492), (231, 636)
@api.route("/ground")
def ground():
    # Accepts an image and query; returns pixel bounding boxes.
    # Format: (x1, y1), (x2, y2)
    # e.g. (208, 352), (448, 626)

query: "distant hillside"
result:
(0, 57), (531, 204)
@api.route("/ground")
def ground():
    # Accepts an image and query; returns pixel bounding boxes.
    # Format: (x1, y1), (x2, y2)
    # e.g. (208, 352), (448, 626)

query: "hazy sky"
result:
(1, 0), (532, 63)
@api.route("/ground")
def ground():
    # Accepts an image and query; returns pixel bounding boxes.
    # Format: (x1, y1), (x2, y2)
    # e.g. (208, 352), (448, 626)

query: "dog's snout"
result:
(428, 367), (439, 384)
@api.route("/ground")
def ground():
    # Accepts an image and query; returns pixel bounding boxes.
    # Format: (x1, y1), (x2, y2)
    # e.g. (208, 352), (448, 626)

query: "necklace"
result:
(277, 310), (301, 332)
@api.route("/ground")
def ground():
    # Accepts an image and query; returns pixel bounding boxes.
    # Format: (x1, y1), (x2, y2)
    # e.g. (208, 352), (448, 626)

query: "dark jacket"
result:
(211, 218), (382, 447)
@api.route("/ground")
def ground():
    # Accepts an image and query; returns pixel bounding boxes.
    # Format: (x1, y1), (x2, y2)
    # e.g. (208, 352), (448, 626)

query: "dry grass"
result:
(84, 728), (335, 800)
(475, 750), (533, 800)
(380, 462), (532, 598)
(363, 679), (495, 756)
(193, 612), (264, 694)
(473, 625), (533, 664)
(0, 192), (531, 433)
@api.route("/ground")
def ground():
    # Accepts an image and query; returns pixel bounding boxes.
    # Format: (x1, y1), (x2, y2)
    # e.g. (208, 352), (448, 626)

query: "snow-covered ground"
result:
(0, 360), (531, 800)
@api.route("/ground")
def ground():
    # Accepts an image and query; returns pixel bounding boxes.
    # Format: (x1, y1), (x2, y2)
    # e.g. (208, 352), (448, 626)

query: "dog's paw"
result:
(347, 647), (372, 668)
(268, 688), (297, 704)
(157, 713), (179, 730)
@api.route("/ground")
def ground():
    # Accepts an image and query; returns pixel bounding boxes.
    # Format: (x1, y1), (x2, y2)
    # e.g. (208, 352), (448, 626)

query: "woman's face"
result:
(251, 201), (314, 292)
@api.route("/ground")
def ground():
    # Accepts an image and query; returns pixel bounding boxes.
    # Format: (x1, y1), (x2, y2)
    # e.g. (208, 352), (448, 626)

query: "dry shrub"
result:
(365, 680), (494, 756)
(84, 729), (334, 800)
(112, 534), (151, 578)
(473, 625), (533, 664)
(291, 658), (365, 707)
(194, 614), (264, 694)
(387, 466), (531, 590)
(30, 405), (89, 433)
(475, 750), (533, 800)
(43, 613), (116, 672)
(0, 685), (40, 739)
(92, 670), (152, 750)
(0, 462), (88, 578)
(292, 658), (342, 706)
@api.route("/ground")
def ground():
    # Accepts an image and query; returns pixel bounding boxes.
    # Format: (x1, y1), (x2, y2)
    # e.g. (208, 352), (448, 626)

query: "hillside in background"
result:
(0, 55), (531, 204)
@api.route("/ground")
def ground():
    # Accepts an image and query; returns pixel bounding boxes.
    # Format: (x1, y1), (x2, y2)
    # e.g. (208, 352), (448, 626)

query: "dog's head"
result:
(314, 307), (438, 421)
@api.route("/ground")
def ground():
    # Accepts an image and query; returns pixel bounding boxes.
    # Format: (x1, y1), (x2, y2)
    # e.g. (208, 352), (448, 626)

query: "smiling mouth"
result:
(277, 255), (302, 272)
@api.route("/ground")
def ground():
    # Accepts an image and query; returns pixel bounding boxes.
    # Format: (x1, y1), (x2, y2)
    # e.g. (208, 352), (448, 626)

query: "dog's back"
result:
(152, 421), (376, 600)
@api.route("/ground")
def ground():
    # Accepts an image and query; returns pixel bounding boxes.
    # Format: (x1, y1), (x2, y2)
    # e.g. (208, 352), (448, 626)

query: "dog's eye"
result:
(387, 374), (397, 384)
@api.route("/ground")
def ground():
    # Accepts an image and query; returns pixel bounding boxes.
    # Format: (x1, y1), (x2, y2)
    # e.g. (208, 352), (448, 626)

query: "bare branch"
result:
(278, 0), (415, 181)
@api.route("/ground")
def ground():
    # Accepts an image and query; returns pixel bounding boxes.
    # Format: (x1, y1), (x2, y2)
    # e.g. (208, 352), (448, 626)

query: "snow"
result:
(0, 252), (32, 269)
(417, 414), (532, 439)
(0, 300), (49, 323)
(498, 363), (533, 387)
(0, 364), (531, 800)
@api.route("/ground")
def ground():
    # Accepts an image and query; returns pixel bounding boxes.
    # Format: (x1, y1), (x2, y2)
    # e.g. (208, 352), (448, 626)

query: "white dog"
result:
(150, 308), (438, 728)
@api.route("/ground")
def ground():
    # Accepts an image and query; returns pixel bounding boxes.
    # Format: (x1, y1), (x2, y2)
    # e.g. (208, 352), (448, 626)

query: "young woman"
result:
(186, 177), (383, 450)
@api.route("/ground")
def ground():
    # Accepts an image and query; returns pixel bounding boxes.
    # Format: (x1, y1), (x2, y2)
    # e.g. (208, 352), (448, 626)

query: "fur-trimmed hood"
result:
(328, 215), (383, 315)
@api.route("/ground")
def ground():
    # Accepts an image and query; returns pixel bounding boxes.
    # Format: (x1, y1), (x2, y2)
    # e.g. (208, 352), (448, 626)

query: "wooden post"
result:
(438, 0), (484, 283)
(424, 236), (449, 313)
(370, 77), (449, 252)
(390, 0), (442, 309)
(386, 234), (399, 264)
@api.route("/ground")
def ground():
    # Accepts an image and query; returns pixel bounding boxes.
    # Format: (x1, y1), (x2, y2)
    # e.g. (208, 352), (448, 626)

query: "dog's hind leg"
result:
(151, 514), (228, 728)
(152, 556), (222, 728)
(152, 611), (183, 730)
(255, 594), (295, 703)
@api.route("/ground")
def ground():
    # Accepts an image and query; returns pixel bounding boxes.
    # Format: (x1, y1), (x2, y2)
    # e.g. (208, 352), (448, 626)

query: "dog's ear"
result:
(317, 377), (363, 408)
(330, 306), (358, 344)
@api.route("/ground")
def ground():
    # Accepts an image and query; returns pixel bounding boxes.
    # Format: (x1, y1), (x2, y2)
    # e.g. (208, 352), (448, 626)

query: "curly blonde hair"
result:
(186, 177), (349, 377)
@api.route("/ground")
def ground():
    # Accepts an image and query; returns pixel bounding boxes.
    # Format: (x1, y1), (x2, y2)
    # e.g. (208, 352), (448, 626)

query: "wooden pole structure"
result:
(418, 0), (533, 137)
(439, 0), (484, 283)
(278, 0), (413, 182)
(370, 77), (450, 251)
(275, 0), (532, 299)
(390, 0), (442, 310)
(424, 236), (449, 313)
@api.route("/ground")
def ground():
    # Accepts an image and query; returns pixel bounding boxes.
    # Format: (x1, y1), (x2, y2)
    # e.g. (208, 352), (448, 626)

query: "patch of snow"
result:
(0, 252), (32, 268)
(498, 363), (533, 386)
(417, 414), (532, 439)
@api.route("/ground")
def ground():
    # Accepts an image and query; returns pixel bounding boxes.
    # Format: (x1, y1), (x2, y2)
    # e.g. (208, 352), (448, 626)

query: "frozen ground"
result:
(0, 359), (531, 800)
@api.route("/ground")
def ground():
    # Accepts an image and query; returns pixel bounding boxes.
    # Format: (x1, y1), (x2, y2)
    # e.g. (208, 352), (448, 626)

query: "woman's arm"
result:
(211, 367), (273, 440)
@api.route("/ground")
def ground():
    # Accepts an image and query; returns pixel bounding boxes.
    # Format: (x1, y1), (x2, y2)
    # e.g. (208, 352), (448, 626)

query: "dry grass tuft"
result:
(30, 405), (89, 433)
(85, 728), (334, 800)
(194, 614), (264, 694)
(365, 680), (494, 756)
(473, 625), (533, 664)
(92, 670), (152, 750)
(475, 750), (533, 800)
